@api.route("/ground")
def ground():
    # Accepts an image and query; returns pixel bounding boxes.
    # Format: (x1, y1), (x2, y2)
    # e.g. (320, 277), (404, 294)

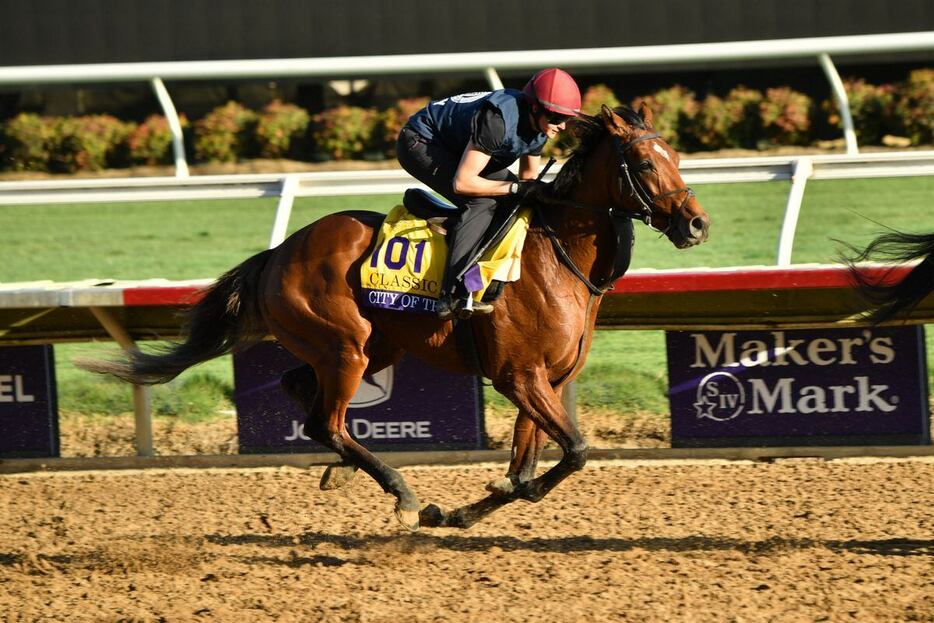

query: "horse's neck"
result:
(534, 145), (618, 286)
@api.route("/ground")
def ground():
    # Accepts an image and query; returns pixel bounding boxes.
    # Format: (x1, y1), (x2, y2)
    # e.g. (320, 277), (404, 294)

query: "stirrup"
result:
(457, 298), (494, 319)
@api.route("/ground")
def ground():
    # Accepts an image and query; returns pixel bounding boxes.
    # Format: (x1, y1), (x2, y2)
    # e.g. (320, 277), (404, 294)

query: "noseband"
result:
(614, 133), (695, 233)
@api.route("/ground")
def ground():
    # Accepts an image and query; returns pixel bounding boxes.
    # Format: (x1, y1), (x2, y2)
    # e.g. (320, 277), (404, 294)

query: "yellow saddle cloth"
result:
(361, 204), (531, 314)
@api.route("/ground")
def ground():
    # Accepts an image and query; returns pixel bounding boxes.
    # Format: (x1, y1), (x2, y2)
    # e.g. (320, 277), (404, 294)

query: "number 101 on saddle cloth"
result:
(360, 202), (531, 314)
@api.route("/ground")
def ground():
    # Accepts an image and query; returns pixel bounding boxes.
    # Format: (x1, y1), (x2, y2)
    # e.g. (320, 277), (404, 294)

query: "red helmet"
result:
(522, 68), (582, 116)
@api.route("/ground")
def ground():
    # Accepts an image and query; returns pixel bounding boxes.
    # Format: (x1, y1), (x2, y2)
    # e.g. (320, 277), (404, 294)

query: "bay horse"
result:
(847, 230), (934, 323)
(79, 104), (710, 530)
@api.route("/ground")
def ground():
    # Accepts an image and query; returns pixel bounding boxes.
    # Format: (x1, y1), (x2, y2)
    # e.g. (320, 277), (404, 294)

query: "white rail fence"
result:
(2, 151), (933, 263)
(1, 31), (932, 174)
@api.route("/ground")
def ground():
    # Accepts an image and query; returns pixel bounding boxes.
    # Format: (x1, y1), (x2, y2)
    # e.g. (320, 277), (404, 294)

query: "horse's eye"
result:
(639, 160), (654, 172)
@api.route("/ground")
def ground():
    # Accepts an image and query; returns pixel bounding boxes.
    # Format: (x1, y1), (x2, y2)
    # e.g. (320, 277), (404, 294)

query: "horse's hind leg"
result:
(282, 340), (404, 492)
(276, 331), (421, 530)
(280, 365), (356, 490)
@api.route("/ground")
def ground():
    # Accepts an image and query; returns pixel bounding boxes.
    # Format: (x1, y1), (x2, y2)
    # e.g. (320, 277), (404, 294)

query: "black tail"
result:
(77, 249), (274, 384)
(845, 230), (934, 324)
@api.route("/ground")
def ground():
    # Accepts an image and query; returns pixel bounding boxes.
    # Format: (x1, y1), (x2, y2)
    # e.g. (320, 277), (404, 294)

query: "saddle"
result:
(403, 188), (522, 273)
(359, 189), (530, 315)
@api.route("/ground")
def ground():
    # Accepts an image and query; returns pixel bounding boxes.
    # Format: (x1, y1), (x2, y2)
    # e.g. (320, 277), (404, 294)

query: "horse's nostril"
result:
(689, 216), (707, 236)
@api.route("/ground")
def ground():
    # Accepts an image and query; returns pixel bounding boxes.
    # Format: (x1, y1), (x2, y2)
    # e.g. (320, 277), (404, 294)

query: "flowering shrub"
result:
(0, 113), (57, 171)
(193, 101), (258, 163)
(5, 70), (933, 174)
(127, 114), (188, 166)
(377, 97), (430, 157)
(822, 79), (896, 145)
(255, 100), (310, 159)
(310, 105), (381, 160)
(51, 115), (134, 172)
(581, 84), (621, 116)
(894, 69), (934, 145)
(633, 85), (700, 150)
(759, 87), (812, 146)
(694, 87), (763, 150)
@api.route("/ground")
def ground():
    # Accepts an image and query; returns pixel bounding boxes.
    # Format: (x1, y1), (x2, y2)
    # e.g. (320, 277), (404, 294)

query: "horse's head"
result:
(600, 104), (710, 249)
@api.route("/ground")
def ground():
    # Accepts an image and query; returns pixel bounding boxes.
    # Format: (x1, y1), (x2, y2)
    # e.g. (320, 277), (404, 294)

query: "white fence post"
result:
(88, 306), (154, 457)
(818, 54), (859, 155)
(776, 157), (814, 266)
(269, 175), (299, 249)
(150, 77), (190, 178)
(484, 67), (504, 90)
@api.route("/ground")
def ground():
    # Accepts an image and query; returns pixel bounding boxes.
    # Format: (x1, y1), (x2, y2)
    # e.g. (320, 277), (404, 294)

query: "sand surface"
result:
(2, 456), (932, 622)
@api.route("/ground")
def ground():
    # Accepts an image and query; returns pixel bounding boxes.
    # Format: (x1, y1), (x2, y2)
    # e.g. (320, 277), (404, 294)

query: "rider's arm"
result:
(453, 145), (513, 196)
(452, 106), (515, 197)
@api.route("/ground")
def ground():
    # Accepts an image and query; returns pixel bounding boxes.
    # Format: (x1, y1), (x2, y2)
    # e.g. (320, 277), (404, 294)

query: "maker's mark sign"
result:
(667, 327), (930, 447)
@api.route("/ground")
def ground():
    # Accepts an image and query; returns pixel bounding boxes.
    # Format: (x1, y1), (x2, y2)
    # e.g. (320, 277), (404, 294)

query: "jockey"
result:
(396, 68), (582, 319)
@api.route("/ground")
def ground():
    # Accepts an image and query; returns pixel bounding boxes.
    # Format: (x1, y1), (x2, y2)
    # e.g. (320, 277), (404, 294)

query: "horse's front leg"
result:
(503, 375), (587, 503)
(420, 372), (586, 528)
(485, 410), (549, 496)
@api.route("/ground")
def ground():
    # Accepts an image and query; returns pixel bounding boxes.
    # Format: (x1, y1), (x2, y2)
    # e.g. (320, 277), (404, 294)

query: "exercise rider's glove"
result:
(510, 180), (547, 200)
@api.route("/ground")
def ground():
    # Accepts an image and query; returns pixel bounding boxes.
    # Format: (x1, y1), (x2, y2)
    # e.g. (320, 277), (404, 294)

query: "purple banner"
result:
(233, 341), (484, 453)
(361, 289), (438, 314)
(0, 345), (58, 458)
(667, 326), (930, 447)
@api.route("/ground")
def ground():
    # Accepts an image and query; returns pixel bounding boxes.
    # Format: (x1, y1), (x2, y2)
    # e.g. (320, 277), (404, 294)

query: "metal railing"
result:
(3, 150), (933, 260)
(1, 31), (932, 175)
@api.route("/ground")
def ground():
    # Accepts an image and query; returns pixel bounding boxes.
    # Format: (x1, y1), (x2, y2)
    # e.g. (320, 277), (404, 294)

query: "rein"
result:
(535, 130), (693, 295)
(535, 203), (630, 295)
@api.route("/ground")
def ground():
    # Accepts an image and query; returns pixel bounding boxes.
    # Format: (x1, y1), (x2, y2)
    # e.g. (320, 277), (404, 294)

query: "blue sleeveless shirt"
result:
(407, 89), (546, 166)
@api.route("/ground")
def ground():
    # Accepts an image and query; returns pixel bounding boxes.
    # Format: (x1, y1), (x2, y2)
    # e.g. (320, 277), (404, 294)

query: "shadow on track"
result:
(205, 533), (934, 558)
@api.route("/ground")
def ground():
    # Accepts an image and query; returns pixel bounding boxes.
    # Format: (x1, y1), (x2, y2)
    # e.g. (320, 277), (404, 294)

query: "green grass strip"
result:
(2, 177), (932, 419)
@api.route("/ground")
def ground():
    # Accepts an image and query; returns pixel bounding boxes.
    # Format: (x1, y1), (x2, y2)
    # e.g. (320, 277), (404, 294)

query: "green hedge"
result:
(1, 70), (931, 173)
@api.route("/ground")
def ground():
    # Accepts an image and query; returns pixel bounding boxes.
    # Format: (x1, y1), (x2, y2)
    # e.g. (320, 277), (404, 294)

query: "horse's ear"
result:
(600, 104), (632, 135)
(638, 102), (655, 128)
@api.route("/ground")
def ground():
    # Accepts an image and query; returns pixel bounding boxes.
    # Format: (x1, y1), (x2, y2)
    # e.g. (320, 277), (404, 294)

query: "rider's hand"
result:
(511, 180), (548, 200)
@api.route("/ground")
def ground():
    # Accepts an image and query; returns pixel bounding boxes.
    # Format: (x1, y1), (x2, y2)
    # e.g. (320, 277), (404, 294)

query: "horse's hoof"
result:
(319, 463), (358, 490)
(394, 504), (421, 532)
(485, 476), (517, 497)
(418, 503), (447, 528)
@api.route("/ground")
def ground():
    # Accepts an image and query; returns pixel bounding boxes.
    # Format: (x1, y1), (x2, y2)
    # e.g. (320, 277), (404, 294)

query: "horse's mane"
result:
(552, 106), (646, 197)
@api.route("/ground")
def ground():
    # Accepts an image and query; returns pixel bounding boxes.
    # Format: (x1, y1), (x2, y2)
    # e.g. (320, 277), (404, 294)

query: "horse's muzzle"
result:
(673, 213), (710, 248)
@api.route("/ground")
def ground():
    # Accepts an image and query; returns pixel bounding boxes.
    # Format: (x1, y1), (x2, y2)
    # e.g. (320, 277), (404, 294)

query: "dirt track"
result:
(2, 457), (932, 622)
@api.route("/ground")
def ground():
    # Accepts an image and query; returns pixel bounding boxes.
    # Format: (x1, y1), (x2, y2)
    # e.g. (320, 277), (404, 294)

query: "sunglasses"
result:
(542, 111), (574, 125)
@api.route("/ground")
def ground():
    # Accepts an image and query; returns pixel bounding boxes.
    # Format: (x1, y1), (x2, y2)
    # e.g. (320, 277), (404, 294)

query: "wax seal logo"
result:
(694, 371), (745, 421)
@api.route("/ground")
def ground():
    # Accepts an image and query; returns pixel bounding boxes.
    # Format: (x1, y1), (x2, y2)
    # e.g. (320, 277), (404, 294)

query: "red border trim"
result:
(122, 286), (205, 307)
(610, 265), (912, 294)
(115, 266), (914, 305)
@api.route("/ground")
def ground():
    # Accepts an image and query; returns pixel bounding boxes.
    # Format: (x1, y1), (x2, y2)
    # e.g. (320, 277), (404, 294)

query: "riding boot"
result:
(437, 205), (497, 319)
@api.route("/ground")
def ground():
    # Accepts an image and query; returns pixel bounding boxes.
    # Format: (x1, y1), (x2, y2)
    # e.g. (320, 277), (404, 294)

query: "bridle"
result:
(613, 132), (695, 233)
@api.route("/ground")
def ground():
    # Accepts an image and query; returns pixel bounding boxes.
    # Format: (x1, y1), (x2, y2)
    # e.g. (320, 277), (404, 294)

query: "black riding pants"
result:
(396, 126), (516, 294)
